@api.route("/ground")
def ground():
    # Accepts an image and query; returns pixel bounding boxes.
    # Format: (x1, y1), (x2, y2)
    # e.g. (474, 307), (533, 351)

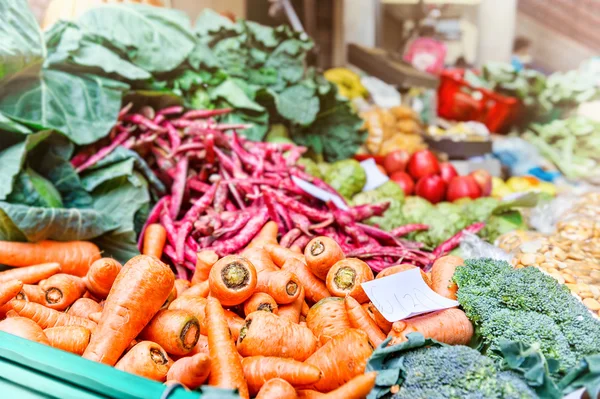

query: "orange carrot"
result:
(142, 224), (167, 259)
(305, 329), (372, 392)
(247, 221), (279, 249)
(83, 255), (174, 366)
(0, 240), (101, 276)
(429, 255), (464, 300)
(244, 292), (278, 316)
(5, 310), (18, 318)
(224, 309), (244, 342)
(127, 339), (139, 353)
(376, 264), (432, 287)
(88, 312), (101, 324)
(278, 287), (305, 324)
(174, 279), (190, 297)
(162, 286), (178, 310)
(209, 256), (257, 307)
(191, 250), (219, 285)
(140, 309), (200, 356)
(0, 263), (61, 284)
(264, 243), (305, 268)
(389, 308), (473, 346)
(281, 258), (330, 303)
(0, 280), (23, 306)
(237, 311), (317, 361)
(0, 316), (50, 345)
(297, 390), (325, 399)
(326, 259), (373, 303)
(180, 280), (210, 299)
(189, 334), (209, 356)
(16, 284), (45, 303)
(301, 301), (309, 317)
(319, 372), (377, 399)
(256, 378), (297, 399)
(166, 352), (211, 389)
(84, 258), (122, 300)
(305, 237), (345, 280)
(67, 298), (102, 319)
(241, 247), (278, 273)
(10, 300), (97, 330)
(345, 296), (385, 347)
(365, 302), (392, 334)
(306, 297), (351, 346)
(169, 296), (207, 335)
(83, 291), (99, 301)
(44, 326), (91, 355)
(290, 245), (302, 254)
(40, 274), (86, 311)
(243, 248), (300, 305)
(115, 341), (173, 382)
(206, 297), (249, 399)
(242, 356), (321, 395)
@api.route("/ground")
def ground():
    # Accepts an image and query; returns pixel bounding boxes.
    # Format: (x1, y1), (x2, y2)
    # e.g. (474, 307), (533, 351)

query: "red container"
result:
(437, 70), (521, 134)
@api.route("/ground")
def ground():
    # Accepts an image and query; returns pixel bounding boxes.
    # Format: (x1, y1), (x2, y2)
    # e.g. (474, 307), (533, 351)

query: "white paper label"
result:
(361, 268), (459, 322)
(360, 158), (389, 192)
(291, 176), (349, 210)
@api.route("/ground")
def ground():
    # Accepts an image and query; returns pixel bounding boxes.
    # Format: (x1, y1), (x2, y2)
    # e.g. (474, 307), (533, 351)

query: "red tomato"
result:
(447, 176), (482, 202)
(383, 150), (410, 175)
(407, 150), (440, 180)
(470, 170), (492, 196)
(439, 162), (459, 184)
(415, 175), (446, 204)
(390, 171), (415, 196)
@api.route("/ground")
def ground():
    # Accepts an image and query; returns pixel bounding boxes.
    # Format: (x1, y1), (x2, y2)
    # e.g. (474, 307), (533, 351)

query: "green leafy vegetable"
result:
(352, 181), (404, 231)
(323, 159), (366, 200)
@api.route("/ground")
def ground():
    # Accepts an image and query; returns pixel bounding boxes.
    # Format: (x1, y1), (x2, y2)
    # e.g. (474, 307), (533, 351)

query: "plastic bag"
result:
(459, 232), (513, 262)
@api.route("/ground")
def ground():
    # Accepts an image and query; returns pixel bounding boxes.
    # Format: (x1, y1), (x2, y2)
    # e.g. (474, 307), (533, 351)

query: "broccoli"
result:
(323, 159), (366, 199)
(352, 181), (404, 231)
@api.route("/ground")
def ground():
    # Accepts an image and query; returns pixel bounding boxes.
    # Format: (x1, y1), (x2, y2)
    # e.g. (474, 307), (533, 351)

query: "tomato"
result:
(439, 162), (458, 184)
(447, 176), (482, 202)
(415, 175), (446, 204)
(383, 150), (410, 175)
(390, 171), (415, 196)
(469, 170), (492, 196)
(407, 150), (440, 180)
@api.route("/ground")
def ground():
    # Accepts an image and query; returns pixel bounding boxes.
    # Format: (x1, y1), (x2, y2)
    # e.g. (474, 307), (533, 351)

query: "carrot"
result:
(0, 263), (60, 284)
(345, 296), (385, 347)
(189, 334), (209, 356)
(88, 312), (101, 324)
(281, 258), (330, 303)
(247, 221), (279, 249)
(0, 240), (101, 276)
(305, 237), (345, 281)
(67, 298), (102, 319)
(83, 291), (99, 301)
(301, 301), (309, 317)
(191, 250), (219, 285)
(237, 311), (317, 361)
(174, 279), (190, 297)
(244, 292), (278, 316)
(83, 255), (174, 366)
(305, 329), (372, 392)
(365, 302), (391, 334)
(326, 259), (373, 303)
(243, 248), (300, 305)
(242, 356), (321, 395)
(209, 255), (257, 307)
(0, 280), (23, 306)
(162, 286), (178, 309)
(140, 309), (200, 356)
(224, 309), (244, 342)
(278, 287), (304, 324)
(206, 297), (249, 399)
(256, 378), (297, 399)
(142, 224), (167, 259)
(15, 284), (44, 303)
(376, 264), (432, 287)
(429, 255), (464, 300)
(115, 341), (173, 382)
(319, 371), (377, 399)
(180, 280), (210, 299)
(166, 352), (211, 389)
(306, 297), (351, 346)
(0, 316), (50, 345)
(297, 390), (325, 399)
(264, 243), (305, 268)
(241, 247), (278, 273)
(290, 245), (302, 254)
(40, 274), (86, 311)
(169, 296), (207, 335)
(44, 326), (91, 355)
(10, 300), (97, 330)
(389, 308), (473, 346)
(5, 310), (18, 318)
(84, 258), (122, 300)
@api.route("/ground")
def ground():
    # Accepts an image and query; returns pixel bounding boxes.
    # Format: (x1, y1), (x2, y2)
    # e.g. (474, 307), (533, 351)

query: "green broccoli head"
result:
(323, 159), (366, 199)
(352, 181), (405, 231)
(453, 258), (513, 290)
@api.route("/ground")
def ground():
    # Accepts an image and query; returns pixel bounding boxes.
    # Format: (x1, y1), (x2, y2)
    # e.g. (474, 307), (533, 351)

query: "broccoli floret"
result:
(560, 313), (600, 357)
(352, 181), (404, 231)
(453, 258), (513, 289)
(496, 371), (541, 399)
(323, 159), (366, 199)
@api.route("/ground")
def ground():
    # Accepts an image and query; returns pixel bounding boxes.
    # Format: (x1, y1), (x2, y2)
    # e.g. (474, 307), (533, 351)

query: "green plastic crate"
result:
(0, 332), (239, 399)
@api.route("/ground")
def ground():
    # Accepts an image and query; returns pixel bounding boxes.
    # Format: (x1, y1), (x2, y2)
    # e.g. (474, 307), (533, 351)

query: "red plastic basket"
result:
(437, 70), (521, 133)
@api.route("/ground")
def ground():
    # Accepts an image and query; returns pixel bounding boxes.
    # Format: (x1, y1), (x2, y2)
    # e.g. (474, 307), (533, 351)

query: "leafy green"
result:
(323, 159), (366, 199)
(353, 181), (405, 231)
(8, 167), (63, 208)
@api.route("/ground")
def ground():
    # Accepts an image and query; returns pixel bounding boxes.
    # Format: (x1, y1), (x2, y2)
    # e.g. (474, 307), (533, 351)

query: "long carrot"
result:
(140, 309), (200, 356)
(67, 298), (102, 319)
(88, 312), (101, 324)
(281, 258), (329, 304)
(306, 297), (351, 346)
(319, 372), (377, 399)
(237, 311), (317, 361)
(301, 302), (309, 317)
(169, 296), (207, 335)
(206, 296), (249, 399)
(243, 248), (300, 305)
(242, 356), (322, 395)
(247, 221), (279, 249)
(376, 264), (432, 287)
(278, 286), (305, 324)
(224, 309), (244, 342)
(142, 224), (167, 259)
(263, 243), (304, 268)
(297, 390), (324, 399)
(389, 308), (473, 346)
(83, 255), (174, 366)
(256, 378), (297, 399)
(0, 316), (50, 345)
(44, 326), (91, 355)
(191, 250), (219, 285)
(189, 334), (209, 356)
(244, 292), (278, 316)
(209, 255), (257, 307)
(304, 237), (345, 280)
(0, 280), (23, 306)
(174, 279), (190, 297)
(115, 341), (173, 382)
(0, 263), (61, 284)
(0, 240), (101, 276)
(10, 300), (97, 330)
(326, 259), (373, 303)
(40, 274), (86, 311)
(84, 258), (122, 300)
(364, 302), (391, 334)
(16, 284), (45, 303)
(290, 245), (302, 254)
(180, 280), (210, 299)
(166, 352), (211, 389)
(345, 296), (385, 347)
(429, 255), (464, 300)
(162, 286), (178, 309)
(305, 329), (372, 392)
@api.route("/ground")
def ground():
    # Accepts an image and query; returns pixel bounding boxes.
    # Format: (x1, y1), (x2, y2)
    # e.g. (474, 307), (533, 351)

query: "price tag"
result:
(360, 158), (389, 192)
(361, 268), (459, 322)
(291, 176), (349, 210)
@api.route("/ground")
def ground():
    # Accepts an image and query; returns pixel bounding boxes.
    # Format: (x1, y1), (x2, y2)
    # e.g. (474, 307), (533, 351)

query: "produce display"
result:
(492, 176), (557, 199)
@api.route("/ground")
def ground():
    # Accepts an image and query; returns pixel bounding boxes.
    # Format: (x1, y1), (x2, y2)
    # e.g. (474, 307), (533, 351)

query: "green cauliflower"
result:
(352, 181), (405, 231)
(409, 201), (468, 249)
(401, 196), (434, 224)
(296, 157), (322, 179)
(324, 159), (366, 200)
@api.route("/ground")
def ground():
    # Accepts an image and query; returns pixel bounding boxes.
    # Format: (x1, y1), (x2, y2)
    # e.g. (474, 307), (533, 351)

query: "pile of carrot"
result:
(0, 220), (472, 399)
